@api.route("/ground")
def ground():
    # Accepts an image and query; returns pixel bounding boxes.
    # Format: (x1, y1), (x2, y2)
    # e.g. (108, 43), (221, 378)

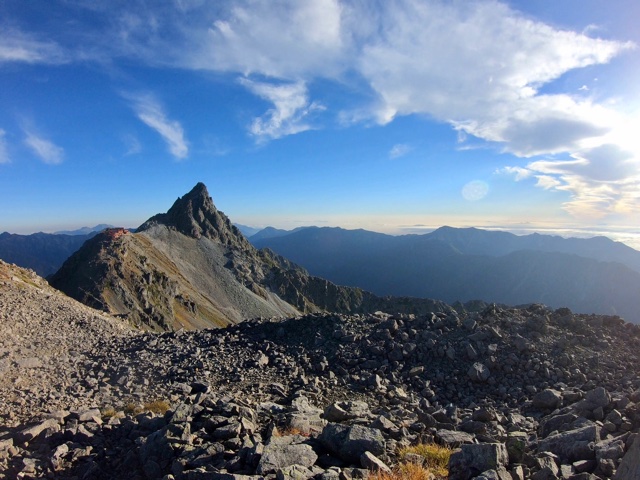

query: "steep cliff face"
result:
(51, 183), (451, 331)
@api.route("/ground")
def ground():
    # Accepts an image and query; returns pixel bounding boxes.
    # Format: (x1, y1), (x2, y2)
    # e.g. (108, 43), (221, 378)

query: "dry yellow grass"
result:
(144, 399), (171, 414)
(399, 443), (452, 478)
(369, 461), (435, 480)
(101, 406), (117, 418)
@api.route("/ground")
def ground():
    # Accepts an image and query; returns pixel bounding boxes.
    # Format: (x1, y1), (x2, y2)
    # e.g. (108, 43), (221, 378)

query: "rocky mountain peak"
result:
(137, 182), (250, 249)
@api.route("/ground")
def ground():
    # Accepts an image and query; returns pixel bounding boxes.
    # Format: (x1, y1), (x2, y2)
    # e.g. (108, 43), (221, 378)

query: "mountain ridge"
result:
(251, 225), (640, 323)
(50, 184), (452, 331)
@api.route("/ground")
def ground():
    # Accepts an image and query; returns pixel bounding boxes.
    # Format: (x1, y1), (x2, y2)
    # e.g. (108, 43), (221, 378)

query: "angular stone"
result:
(506, 432), (528, 464)
(579, 387), (611, 410)
(614, 437), (640, 479)
(537, 424), (600, 463)
(360, 451), (391, 473)
(449, 443), (509, 480)
(17, 418), (59, 443)
(256, 437), (318, 475)
(533, 389), (563, 410)
(276, 464), (315, 480)
(468, 362), (491, 382)
(436, 429), (475, 446)
(77, 408), (102, 423)
(319, 423), (385, 463)
(213, 421), (241, 440)
(323, 401), (370, 422)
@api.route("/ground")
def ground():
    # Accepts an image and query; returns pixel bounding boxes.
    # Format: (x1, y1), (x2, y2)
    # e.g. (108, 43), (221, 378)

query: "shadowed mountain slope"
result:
(50, 183), (451, 331)
(0, 231), (97, 277)
(252, 226), (640, 323)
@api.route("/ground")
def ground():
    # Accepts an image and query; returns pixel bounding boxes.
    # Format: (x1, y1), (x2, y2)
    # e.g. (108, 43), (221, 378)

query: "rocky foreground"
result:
(1, 260), (640, 479)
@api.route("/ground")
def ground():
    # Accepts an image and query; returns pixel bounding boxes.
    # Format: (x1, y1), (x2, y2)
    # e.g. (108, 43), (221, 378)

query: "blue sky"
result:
(1, 0), (639, 248)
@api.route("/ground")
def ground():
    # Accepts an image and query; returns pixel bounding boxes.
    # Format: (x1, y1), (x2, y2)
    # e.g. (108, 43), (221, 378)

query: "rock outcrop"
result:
(50, 183), (451, 331)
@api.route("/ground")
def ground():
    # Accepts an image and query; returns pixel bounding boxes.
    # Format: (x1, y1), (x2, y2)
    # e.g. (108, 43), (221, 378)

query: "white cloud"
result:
(203, 0), (345, 78)
(498, 166), (532, 181)
(123, 134), (142, 156)
(0, 129), (9, 164)
(502, 140), (640, 217)
(389, 143), (412, 159)
(355, 1), (631, 148)
(5, 0), (638, 219)
(23, 130), (64, 165)
(0, 29), (67, 65)
(239, 79), (324, 140)
(126, 93), (188, 159)
(534, 175), (562, 190)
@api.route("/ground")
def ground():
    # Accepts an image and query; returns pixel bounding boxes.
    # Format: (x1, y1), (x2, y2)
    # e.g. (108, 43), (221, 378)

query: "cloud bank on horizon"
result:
(0, 0), (639, 224)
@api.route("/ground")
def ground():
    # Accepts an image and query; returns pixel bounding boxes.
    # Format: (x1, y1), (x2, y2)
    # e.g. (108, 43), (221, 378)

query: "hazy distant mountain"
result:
(50, 183), (450, 331)
(250, 226), (309, 242)
(428, 226), (640, 272)
(233, 223), (262, 238)
(252, 226), (640, 323)
(0, 231), (97, 277)
(54, 224), (114, 235)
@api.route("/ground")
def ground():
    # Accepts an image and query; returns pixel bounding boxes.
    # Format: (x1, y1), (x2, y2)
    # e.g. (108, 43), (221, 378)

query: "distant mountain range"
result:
(54, 224), (115, 235)
(0, 231), (98, 277)
(250, 226), (640, 323)
(2, 191), (639, 324)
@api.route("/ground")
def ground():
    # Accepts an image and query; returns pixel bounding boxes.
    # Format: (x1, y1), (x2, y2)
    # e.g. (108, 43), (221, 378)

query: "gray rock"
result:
(537, 424), (600, 463)
(17, 418), (59, 443)
(580, 387), (611, 410)
(276, 464), (315, 480)
(323, 401), (371, 422)
(468, 362), (491, 382)
(256, 436), (318, 475)
(339, 467), (369, 479)
(614, 436), (640, 479)
(360, 451), (391, 473)
(448, 443), (509, 480)
(506, 431), (528, 463)
(436, 429), (475, 446)
(475, 468), (512, 480)
(319, 423), (385, 463)
(533, 389), (563, 410)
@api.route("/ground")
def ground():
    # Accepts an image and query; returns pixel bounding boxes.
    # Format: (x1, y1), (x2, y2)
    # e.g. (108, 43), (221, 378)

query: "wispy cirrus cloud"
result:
(239, 79), (324, 141)
(125, 93), (188, 159)
(23, 128), (64, 165)
(0, 129), (10, 164)
(0, 29), (68, 65)
(122, 134), (142, 156)
(389, 143), (412, 159)
(499, 140), (640, 217)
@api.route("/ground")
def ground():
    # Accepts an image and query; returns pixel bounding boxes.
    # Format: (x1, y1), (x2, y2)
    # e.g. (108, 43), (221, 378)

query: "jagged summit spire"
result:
(137, 183), (250, 248)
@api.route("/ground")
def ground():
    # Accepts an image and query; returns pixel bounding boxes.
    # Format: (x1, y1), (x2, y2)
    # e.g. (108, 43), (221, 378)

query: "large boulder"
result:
(537, 424), (600, 463)
(256, 436), (318, 475)
(448, 443), (509, 480)
(323, 401), (371, 422)
(319, 423), (385, 464)
(533, 389), (563, 410)
(614, 437), (640, 480)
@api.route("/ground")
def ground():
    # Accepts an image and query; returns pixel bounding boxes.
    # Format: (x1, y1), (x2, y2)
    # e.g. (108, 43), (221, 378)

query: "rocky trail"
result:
(1, 259), (640, 479)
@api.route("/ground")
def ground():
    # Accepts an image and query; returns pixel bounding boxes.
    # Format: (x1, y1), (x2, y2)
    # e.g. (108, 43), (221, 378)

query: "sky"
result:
(1, 0), (640, 249)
